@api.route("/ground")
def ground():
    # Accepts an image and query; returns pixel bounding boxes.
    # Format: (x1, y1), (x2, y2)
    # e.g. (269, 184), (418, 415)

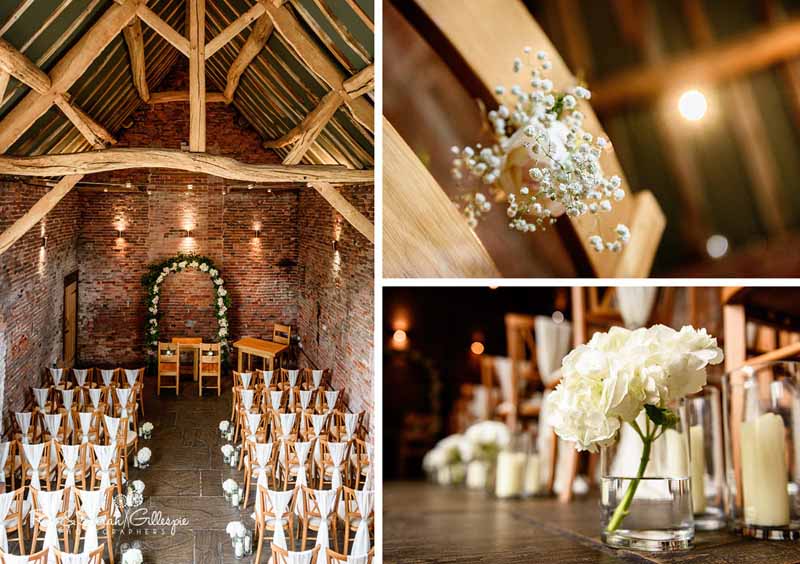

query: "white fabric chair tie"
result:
(0, 490), (15, 552)
(267, 489), (294, 549)
(324, 390), (339, 411)
(73, 369), (88, 387)
(60, 444), (81, 488)
(311, 370), (324, 389)
(87, 389), (102, 410)
(100, 370), (114, 387)
(0, 442), (9, 485)
(270, 391), (283, 412)
(240, 372), (252, 389)
(34, 488), (64, 551)
(313, 488), (336, 563)
(77, 487), (105, 552)
(15, 412), (31, 443)
(116, 388), (132, 418)
(44, 413), (62, 441)
(262, 371), (273, 388)
(50, 368), (64, 387)
(352, 490), (374, 553)
(287, 370), (299, 387)
(104, 415), (121, 443)
(241, 389), (255, 411)
(254, 443), (274, 489)
(245, 413), (261, 442)
(278, 413), (296, 439)
(534, 315), (573, 387)
(78, 412), (93, 444)
(328, 442), (347, 489)
(124, 369), (139, 388)
(22, 442), (45, 491)
(344, 413), (360, 440)
(93, 444), (117, 491)
(33, 387), (49, 411)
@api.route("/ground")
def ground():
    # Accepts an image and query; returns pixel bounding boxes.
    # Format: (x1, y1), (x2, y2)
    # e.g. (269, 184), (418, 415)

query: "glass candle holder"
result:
(600, 400), (694, 552)
(723, 362), (800, 540)
(686, 386), (726, 530)
(493, 431), (527, 499)
(522, 428), (544, 497)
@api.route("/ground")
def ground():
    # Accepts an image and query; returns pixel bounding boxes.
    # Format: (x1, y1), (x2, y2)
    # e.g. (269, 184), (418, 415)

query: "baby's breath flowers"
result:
(450, 49), (630, 252)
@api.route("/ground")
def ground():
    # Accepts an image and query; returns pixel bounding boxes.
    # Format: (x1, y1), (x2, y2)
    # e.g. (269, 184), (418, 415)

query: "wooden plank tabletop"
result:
(384, 481), (800, 563)
(232, 336), (287, 354)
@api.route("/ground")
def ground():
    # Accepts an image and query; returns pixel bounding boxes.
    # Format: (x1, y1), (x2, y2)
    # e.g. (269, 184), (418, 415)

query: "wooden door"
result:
(63, 272), (78, 370)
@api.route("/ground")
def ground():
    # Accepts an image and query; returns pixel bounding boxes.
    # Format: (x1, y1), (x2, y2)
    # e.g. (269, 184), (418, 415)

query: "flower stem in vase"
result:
(606, 434), (652, 533)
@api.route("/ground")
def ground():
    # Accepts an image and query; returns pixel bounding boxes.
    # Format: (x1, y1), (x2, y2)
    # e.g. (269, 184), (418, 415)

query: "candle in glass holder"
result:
(741, 412), (790, 526)
(495, 451), (525, 498)
(233, 537), (243, 558)
(689, 425), (706, 514)
(523, 454), (541, 496)
(465, 460), (489, 490)
(231, 492), (239, 507)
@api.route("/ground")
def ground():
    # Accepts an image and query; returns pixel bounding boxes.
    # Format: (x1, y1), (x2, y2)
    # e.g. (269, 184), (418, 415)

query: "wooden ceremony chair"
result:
(254, 486), (297, 564)
(88, 444), (123, 499)
(102, 416), (136, 476)
(157, 343), (179, 396)
(0, 441), (17, 492)
(29, 488), (71, 553)
(243, 440), (278, 509)
(335, 486), (374, 556)
(316, 439), (351, 489)
(281, 439), (315, 490)
(55, 443), (88, 491)
(198, 344), (222, 396)
(71, 369), (93, 390)
(0, 548), (49, 563)
(326, 548), (374, 564)
(273, 324), (291, 369)
(0, 487), (27, 555)
(270, 544), (319, 564)
(73, 488), (114, 564)
(351, 438), (372, 490)
(21, 441), (54, 492)
(298, 486), (337, 552)
(121, 368), (145, 418)
(54, 544), (104, 564)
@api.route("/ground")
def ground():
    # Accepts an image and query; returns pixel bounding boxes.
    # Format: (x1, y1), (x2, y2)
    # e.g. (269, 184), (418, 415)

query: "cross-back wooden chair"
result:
(316, 439), (351, 489)
(71, 368), (93, 390)
(298, 486), (336, 552)
(73, 488), (114, 564)
(273, 324), (291, 369)
(54, 544), (104, 564)
(334, 486), (373, 556)
(242, 440), (278, 509)
(254, 487), (297, 564)
(198, 344), (222, 396)
(29, 487), (71, 553)
(21, 440), (54, 492)
(326, 548), (374, 564)
(88, 444), (123, 498)
(270, 544), (320, 564)
(351, 438), (372, 490)
(157, 343), (179, 396)
(121, 368), (146, 418)
(55, 442), (88, 491)
(0, 487), (27, 555)
(0, 441), (18, 492)
(280, 438), (315, 490)
(102, 415), (136, 476)
(0, 548), (49, 563)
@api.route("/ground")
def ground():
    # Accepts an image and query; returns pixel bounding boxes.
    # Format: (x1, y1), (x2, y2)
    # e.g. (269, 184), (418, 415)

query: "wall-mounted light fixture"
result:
(116, 228), (124, 238)
(331, 239), (339, 252)
(184, 229), (192, 238)
(41, 236), (47, 248)
(187, 184), (193, 191)
(254, 228), (261, 238)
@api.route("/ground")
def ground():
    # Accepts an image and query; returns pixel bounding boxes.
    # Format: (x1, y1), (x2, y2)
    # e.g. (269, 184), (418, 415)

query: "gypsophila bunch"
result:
(464, 420), (511, 461)
(219, 420), (230, 432)
(141, 422), (153, 433)
(451, 49), (630, 252)
(222, 479), (238, 494)
(136, 447), (152, 464)
(226, 521), (246, 538)
(121, 548), (143, 564)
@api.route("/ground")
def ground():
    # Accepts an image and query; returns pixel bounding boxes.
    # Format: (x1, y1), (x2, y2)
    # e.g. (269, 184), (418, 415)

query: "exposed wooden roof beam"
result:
(149, 90), (226, 104)
(764, 0), (800, 130)
(682, 0), (786, 236)
(189, 0), (206, 152)
(261, 0), (374, 133)
(123, 17), (150, 102)
(205, 2), (266, 60)
(343, 0), (374, 32)
(54, 94), (109, 149)
(223, 14), (273, 103)
(0, 148), (374, 184)
(0, 37), (52, 94)
(591, 16), (800, 112)
(0, 71), (8, 105)
(309, 181), (374, 243)
(0, 0), (35, 37)
(0, 174), (83, 255)
(264, 64), (374, 156)
(137, 4), (189, 57)
(0, 0), (139, 154)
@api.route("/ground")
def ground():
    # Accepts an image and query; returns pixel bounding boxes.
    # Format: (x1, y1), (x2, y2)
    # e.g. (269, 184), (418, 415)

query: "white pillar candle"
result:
(523, 454), (541, 495)
(466, 460), (489, 490)
(689, 425), (706, 515)
(495, 451), (525, 498)
(231, 492), (239, 507)
(741, 412), (790, 526)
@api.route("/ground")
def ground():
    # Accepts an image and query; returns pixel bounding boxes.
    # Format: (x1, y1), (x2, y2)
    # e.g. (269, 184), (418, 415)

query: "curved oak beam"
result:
(0, 148), (373, 184)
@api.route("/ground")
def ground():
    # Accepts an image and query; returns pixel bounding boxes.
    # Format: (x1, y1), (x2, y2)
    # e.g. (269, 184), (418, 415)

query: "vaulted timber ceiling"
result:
(0, 0), (374, 168)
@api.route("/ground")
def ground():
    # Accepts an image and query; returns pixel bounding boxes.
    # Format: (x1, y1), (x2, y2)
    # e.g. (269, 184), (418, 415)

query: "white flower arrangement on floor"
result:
(121, 547), (143, 564)
(222, 479), (238, 495)
(131, 480), (145, 494)
(219, 420), (230, 433)
(226, 520), (246, 539)
(545, 325), (723, 533)
(140, 421), (153, 439)
(451, 49), (630, 253)
(136, 447), (152, 467)
(422, 434), (472, 486)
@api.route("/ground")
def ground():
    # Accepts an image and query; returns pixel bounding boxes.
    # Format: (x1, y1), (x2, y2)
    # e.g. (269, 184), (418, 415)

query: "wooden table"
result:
(384, 481), (800, 563)
(233, 337), (287, 372)
(172, 337), (202, 380)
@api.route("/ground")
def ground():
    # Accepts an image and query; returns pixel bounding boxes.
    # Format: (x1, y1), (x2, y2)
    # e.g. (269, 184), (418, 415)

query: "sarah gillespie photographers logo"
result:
(113, 491), (189, 536)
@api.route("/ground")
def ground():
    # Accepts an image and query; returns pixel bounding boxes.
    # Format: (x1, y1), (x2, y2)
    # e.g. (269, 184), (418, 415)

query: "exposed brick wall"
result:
(296, 186), (374, 417)
(0, 177), (80, 424)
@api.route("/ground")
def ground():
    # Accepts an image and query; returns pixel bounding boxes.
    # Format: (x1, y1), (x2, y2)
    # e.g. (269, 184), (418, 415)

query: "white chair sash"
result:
(270, 391), (283, 412)
(534, 315), (573, 387)
(241, 389), (255, 411)
(324, 391), (339, 411)
(93, 444), (117, 490)
(352, 490), (374, 553)
(34, 488), (64, 550)
(344, 413), (360, 440)
(100, 370), (114, 387)
(0, 442), (9, 485)
(285, 549), (315, 564)
(78, 412), (93, 444)
(88, 389), (102, 410)
(262, 371), (273, 388)
(311, 370), (324, 389)
(116, 388), (132, 418)
(299, 390), (313, 410)
(73, 369), (88, 387)
(314, 488), (336, 562)
(22, 442), (46, 490)
(50, 368), (64, 386)
(278, 413), (296, 439)
(33, 387), (49, 411)
(346, 555), (370, 564)
(44, 413), (62, 441)
(60, 389), (75, 412)
(267, 489), (294, 549)
(240, 372), (252, 389)
(310, 414), (327, 437)
(293, 442), (312, 517)
(124, 369), (139, 388)
(328, 442), (347, 489)
(2, 554), (35, 564)
(60, 444), (81, 488)
(245, 413), (261, 441)
(287, 370), (300, 387)
(57, 551), (96, 564)
(15, 412), (31, 443)
(0, 490), (14, 551)
(104, 415), (121, 443)
(616, 286), (658, 329)
(77, 487), (105, 551)
(254, 442), (274, 489)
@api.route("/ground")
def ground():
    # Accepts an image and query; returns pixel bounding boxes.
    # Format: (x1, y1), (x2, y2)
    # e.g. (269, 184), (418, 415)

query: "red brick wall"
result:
(297, 186), (374, 417)
(0, 177), (80, 425)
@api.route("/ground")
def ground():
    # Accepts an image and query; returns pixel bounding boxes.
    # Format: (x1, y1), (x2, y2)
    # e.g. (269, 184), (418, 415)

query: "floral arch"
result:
(141, 253), (231, 364)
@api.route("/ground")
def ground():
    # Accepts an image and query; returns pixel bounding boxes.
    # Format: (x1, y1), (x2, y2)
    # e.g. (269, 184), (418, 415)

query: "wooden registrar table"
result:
(233, 337), (287, 372)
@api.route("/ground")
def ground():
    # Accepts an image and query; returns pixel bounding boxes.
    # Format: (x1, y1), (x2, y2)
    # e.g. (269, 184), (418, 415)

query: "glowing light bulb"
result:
(678, 89), (707, 121)
(392, 329), (407, 344)
(552, 311), (565, 324)
(470, 341), (485, 355)
(706, 234), (728, 258)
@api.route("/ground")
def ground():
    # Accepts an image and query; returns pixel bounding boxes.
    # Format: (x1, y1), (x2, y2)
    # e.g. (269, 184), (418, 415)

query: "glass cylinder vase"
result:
(600, 401), (694, 551)
(492, 431), (527, 499)
(686, 386), (726, 530)
(723, 362), (800, 540)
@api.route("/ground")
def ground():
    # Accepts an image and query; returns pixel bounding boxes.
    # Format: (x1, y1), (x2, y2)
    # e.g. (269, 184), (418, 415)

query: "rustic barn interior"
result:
(0, 0), (374, 562)
(385, 0), (800, 277)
